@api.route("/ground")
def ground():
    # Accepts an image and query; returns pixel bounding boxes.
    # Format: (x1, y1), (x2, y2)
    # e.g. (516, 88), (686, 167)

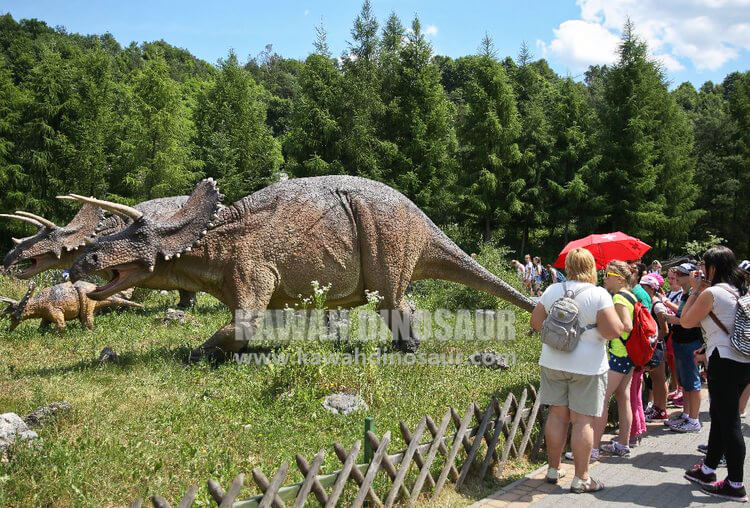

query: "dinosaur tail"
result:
(108, 297), (144, 309)
(418, 229), (536, 312)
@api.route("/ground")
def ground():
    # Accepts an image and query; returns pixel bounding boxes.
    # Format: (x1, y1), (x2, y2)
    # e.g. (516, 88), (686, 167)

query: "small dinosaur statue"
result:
(1, 197), (197, 308)
(1, 281), (143, 331)
(67, 176), (535, 362)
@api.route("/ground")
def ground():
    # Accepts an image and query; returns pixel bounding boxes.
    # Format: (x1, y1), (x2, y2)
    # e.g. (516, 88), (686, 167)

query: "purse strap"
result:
(707, 284), (739, 335)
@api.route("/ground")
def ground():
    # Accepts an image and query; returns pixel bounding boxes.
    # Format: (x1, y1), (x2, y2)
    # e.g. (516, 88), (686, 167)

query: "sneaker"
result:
(546, 467), (567, 484)
(701, 480), (748, 502)
(698, 443), (708, 454)
(684, 463), (717, 486)
(671, 396), (684, 408)
(646, 407), (668, 422)
(668, 389), (683, 401)
(629, 436), (641, 448)
(600, 441), (631, 457)
(664, 413), (687, 427)
(670, 419), (701, 433)
(564, 448), (599, 463)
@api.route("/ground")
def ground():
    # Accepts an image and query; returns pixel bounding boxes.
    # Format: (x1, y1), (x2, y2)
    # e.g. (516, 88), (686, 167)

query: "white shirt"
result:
(525, 262), (535, 280)
(701, 283), (749, 363)
(538, 281), (614, 375)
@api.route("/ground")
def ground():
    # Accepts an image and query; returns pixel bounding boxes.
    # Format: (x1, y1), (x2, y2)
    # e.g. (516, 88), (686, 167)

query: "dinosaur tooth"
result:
(184, 247), (192, 252)
(148, 265), (154, 272)
(164, 254), (171, 261)
(175, 253), (180, 258)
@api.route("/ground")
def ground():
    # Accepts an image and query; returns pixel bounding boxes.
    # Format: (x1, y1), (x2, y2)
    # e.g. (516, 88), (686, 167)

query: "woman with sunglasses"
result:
(593, 261), (637, 458)
(680, 247), (749, 502)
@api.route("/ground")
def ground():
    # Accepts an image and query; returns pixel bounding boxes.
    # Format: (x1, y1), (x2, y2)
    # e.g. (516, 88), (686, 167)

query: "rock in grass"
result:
(23, 401), (71, 428)
(161, 308), (194, 325)
(322, 393), (368, 416)
(99, 347), (120, 364)
(0, 413), (38, 453)
(469, 351), (510, 370)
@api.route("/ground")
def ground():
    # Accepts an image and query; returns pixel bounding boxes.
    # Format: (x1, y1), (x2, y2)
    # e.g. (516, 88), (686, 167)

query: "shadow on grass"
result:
(12, 342), (286, 379)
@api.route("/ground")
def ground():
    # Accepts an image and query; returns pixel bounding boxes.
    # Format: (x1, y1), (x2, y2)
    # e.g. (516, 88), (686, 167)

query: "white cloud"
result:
(424, 24), (438, 36)
(546, 19), (620, 69)
(542, 0), (750, 72)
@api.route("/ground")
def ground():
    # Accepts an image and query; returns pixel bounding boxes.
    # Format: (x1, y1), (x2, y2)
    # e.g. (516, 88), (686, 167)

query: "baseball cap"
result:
(740, 260), (750, 275)
(674, 262), (696, 275)
(639, 274), (661, 290)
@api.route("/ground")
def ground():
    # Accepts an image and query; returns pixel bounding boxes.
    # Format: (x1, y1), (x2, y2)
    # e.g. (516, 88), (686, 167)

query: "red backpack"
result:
(619, 291), (659, 368)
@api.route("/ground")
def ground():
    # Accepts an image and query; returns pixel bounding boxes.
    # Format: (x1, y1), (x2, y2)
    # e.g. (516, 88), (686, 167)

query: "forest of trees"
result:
(1, 2), (749, 260)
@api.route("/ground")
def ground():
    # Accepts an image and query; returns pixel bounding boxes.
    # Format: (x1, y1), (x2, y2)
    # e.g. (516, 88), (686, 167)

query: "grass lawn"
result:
(0, 253), (543, 507)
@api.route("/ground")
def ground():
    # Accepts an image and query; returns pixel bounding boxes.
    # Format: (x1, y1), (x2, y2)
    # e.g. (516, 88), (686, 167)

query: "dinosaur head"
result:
(1, 281), (36, 330)
(2, 205), (104, 278)
(69, 179), (223, 300)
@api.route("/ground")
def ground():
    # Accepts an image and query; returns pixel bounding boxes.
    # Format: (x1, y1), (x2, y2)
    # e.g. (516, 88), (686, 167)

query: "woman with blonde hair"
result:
(593, 260), (637, 458)
(531, 248), (624, 493)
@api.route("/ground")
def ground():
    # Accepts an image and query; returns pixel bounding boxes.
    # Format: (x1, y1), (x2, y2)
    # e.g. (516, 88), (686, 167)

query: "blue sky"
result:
(4, 0), (749, 88)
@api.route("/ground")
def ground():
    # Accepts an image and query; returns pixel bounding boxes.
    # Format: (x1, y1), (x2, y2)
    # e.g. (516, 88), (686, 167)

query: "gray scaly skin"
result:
(1, 281), (143, 331)
(2, 196), (197, 308)
(68, 176), (535, 362)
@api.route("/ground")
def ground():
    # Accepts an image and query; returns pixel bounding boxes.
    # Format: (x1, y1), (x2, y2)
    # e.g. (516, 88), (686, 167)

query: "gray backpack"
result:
(541, 282), (597, 352)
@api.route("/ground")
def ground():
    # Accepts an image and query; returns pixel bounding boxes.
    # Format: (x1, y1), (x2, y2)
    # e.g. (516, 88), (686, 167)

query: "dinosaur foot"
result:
(391, 339), (420, 354)
(187, 346), (234, 365)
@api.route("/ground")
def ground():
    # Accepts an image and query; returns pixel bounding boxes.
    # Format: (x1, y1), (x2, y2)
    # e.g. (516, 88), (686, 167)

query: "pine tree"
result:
(455, 55), (521, 241)
(283, 53), (345, 177)
(193, 51), (283, 202)
(313, 19), (331, 58)
(590, 20), (698, 247)
(384, 15), (458, 222)
(122, 49), (200, 199)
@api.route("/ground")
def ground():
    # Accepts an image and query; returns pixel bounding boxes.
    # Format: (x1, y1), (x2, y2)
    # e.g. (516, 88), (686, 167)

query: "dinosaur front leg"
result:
(188, 265), (276, 364)
(176, 290), (197, 309)
(48, 310), (66, 331)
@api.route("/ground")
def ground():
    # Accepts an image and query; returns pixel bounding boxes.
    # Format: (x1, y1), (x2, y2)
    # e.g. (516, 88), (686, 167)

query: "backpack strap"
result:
(618, 290), (637, 306)
(570, 283), (598, 331)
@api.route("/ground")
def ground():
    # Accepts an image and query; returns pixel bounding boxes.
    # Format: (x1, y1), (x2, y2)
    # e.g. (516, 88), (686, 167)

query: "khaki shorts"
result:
(539, 366), (608, 417)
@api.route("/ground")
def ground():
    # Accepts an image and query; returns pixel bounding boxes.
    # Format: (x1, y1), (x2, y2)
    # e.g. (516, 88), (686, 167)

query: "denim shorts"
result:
(609, 351), (634, 374)
(673, 340), (703, 391)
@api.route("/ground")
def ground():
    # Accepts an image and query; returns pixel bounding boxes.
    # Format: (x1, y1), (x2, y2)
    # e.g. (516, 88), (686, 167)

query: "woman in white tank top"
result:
(679, 246), (749, 501)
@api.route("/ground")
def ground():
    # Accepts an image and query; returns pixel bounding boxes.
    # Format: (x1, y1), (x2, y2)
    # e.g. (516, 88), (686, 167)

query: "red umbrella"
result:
(553, 232), (652, 270)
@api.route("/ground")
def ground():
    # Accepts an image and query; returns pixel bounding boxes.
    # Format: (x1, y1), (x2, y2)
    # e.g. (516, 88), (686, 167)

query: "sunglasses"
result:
(606, 272), (624, 279)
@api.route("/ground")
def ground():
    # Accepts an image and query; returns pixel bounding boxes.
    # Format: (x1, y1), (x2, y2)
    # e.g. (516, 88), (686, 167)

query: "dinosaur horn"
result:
(15, 211), (57, 229)
(66, 194), (143, 221)
(12, 237), (22, 245)
(0, 296), (18, 305)
(10, 281), (35, 320)
(0, 213), (43, 228)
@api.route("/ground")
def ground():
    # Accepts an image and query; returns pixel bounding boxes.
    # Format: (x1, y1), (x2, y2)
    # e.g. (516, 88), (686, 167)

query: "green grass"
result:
(0, 255), (543, 507)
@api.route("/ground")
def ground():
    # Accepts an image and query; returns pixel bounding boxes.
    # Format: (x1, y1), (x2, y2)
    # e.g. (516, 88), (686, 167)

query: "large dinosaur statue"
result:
(67, 176), (535, 362)
(1, 196), (197, 308)
(1, 281), (143, 331)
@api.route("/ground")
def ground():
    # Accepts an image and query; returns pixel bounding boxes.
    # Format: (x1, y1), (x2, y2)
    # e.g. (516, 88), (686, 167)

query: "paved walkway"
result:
(471, 398), (750, 507)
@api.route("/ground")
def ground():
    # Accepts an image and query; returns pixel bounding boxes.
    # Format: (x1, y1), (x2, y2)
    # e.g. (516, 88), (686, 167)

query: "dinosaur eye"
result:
(91, 253), (99, 264)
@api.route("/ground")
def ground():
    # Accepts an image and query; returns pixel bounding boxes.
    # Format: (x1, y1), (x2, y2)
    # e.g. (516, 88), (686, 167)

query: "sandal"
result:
(570, 476), (604, 493)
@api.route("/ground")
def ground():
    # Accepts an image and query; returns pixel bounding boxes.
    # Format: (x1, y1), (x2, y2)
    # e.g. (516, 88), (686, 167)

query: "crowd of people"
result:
(529, 246), (750, 501)
(512, 254), (566, 297)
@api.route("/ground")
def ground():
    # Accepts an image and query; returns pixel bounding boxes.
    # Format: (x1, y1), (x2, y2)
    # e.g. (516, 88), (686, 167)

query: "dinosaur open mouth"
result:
(15, 254), (58, 279)
(90, 263), (141, 299)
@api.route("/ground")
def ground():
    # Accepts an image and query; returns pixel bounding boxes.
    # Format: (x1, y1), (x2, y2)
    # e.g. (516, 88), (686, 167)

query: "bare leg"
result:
(594, 370), (626, 448)
(651, 362), (668, 411)
(570, 411), (595, 480)
(685, 389), (701, 420)
(545, 405), (570, 469)
(740, 384), (750, 415)
(616, 371), (634, 446)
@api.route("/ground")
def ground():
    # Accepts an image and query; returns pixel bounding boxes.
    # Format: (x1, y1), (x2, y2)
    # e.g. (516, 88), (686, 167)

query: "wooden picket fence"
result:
(130, 384), (545, 508)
